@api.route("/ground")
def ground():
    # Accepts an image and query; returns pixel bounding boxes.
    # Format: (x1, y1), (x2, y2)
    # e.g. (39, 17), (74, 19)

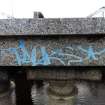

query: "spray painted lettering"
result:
(0, 40), (105, 66)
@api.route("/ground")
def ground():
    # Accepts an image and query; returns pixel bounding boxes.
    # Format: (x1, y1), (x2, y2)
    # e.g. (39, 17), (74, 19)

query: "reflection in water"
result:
(0, 81), (16, 105)
(31, 81), (105, 105)
(31, 83), (48, 105)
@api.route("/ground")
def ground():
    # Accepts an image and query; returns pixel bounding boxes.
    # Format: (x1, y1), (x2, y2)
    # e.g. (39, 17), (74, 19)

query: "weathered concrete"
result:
(46, 80), (77, 105)
(0, 18), (104, 35)
(0, 37), (104, 66)
(0, 12), (104, 105)
(27, 69), (102, 80)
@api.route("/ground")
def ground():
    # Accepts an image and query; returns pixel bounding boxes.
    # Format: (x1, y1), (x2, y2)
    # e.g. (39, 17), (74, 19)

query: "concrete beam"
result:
(0, 18), (104, 35)
(27, 69), (102, 80)
(0, 37), (105, 66)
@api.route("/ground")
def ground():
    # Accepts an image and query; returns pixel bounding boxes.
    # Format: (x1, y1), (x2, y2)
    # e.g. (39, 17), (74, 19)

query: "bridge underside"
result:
(0, 16), (104, 105)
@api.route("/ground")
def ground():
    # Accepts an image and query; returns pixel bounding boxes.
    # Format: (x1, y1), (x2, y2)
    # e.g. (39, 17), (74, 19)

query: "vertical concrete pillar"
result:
(14, 71), (33, 105)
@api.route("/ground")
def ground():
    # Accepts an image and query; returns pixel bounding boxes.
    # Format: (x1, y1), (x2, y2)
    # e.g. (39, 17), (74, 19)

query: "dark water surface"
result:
(31, 81), (105, 105)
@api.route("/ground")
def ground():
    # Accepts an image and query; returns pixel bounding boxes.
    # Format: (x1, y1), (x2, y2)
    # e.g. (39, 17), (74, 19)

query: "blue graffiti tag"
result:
(3, 40), (51, 66)
(49, 47), (83, 65)
(0, 40), (105, 65)
(78, 46), (98, 62)
(78, 46), (105, 62)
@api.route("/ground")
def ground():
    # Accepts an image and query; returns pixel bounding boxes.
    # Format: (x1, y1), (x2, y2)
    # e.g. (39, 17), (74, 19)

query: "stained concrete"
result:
(0, 37), (104, 66)
(0, 17), (104, 35)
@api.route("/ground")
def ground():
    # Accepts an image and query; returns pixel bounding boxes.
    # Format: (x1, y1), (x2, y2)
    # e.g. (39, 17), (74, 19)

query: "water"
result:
(31, 81), (105, 105)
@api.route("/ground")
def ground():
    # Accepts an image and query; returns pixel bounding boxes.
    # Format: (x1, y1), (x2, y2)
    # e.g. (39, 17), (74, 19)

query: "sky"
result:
(0, 0), (105, 18)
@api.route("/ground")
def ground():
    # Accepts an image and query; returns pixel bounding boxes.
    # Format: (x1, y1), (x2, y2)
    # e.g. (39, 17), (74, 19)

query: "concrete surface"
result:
(0, 18), (104, 35)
